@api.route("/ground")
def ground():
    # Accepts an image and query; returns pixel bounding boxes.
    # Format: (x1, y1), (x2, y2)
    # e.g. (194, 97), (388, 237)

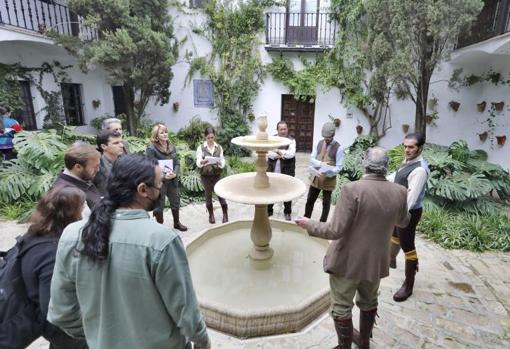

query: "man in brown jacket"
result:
(296, 147), (409, 349)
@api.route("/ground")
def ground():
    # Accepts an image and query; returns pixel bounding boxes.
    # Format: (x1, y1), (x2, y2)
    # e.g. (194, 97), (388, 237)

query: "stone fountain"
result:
(187, 115), (330, 338)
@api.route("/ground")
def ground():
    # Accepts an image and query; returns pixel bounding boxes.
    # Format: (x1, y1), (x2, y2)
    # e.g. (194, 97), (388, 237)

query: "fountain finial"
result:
(256, 114), (268, 141)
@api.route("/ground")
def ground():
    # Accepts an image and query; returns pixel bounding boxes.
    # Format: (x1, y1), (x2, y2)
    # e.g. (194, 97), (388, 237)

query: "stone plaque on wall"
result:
(193, 79), (214, 108)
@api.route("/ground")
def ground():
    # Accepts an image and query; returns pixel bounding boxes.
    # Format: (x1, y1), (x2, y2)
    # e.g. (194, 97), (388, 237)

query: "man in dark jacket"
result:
(267, 121), (296, 221)
(93, 131), (124, 196)
(51, 143), (101, 218)
(296, 147), (409, 349)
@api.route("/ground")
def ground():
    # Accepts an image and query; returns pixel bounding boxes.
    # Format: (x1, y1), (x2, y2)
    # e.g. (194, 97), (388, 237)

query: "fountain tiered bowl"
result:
(186, 117), (330, 338)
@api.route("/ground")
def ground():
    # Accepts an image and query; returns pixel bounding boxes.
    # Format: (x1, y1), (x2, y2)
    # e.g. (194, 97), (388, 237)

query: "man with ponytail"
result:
(48, 155), (211, 349)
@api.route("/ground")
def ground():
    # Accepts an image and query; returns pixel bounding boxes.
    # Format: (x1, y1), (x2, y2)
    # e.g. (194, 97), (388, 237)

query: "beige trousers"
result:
(329, 274), (380, 320)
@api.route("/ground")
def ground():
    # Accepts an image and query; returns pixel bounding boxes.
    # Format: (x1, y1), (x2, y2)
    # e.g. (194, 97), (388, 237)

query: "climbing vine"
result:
(266, 55), (333, 102)
(186, 0), (275, 155)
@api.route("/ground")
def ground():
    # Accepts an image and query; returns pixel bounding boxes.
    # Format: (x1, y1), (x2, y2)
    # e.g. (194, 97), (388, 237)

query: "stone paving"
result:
(1, 153), (509, 348)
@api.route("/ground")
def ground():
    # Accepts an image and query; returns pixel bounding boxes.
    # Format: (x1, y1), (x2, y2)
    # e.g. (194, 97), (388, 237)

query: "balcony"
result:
(457, 0), (510, 49)
(0, 0), (96, 41)
(265, 12), (336, 52)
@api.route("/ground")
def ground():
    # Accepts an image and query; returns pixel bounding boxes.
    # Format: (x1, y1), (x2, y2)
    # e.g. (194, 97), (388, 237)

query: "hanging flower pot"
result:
(334, 118), (341, 128)
(402, 124), (410, 133)
(426, 115), (434, 124)
(92, 99), (101, 109)
(478, 131), (488, 142)
(356, 125), (363, 135)
(494, 101), (504, 112)
(449, 101), (460, 112)
(173, 102), (180, 112)
(496, 135), (507, 146)
(477, 101), (486, 113)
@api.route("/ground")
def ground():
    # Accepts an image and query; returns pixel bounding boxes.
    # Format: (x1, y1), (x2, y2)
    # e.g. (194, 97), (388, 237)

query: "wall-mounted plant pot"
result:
(493, 101), (504, 111)
(496, 135), (507, 146)
(477, 101), (486, 113)
(402, 124), (410, 133)
(449, 101), (460, 112)
(334, 118), (341, 128)
(426, 115), (434, 124)
(356, 125), (363, 135)
(173, 102), (180, 112)
(478, 131), (488, 142)
(92, 99), (101, 109)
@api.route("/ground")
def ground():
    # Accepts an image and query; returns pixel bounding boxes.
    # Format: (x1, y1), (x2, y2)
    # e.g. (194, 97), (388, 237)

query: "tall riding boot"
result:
(389, 242), (401, 269)
(332, 317), (353, 349)
(153, 211), (164, 224)
(353, 308), (377, 349)
(221, 204), (228, 223)
(393, 259), (418, 302)
(171, 208), (188, 232)
(206, 204), (215, 224)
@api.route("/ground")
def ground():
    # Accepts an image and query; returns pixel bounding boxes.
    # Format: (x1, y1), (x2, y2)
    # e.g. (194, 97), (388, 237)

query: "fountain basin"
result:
(232, 135), (291, 151)
(214, 172), (307, 205)
(187, 219), (330, 338)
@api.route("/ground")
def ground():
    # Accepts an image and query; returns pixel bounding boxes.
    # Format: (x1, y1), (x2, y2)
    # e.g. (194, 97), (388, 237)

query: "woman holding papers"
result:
(196, 127), (228, 224)
(146, 124), (188, 231)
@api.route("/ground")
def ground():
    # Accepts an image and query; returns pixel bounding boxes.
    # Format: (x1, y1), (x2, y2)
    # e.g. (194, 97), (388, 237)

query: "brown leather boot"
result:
(221, 204), (228, 223)
(389, 242), (400, 269)
(353, 308), (377, 349)
(171, 208), (188, 232)
(332, 317), (353, 349)
(207, 204), (215, 224)
(153, 211), (164, 224)
(393, 259), (418, 302)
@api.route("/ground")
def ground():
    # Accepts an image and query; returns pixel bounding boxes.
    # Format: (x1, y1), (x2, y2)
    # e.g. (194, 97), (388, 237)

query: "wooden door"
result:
(14, 81), (37, 130)
(286, 0), (319, 45)
(281, 95), (315, 152)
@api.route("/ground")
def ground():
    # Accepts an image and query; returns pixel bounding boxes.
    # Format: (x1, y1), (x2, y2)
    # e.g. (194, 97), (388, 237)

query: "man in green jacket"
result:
(48, 155), (210, 349)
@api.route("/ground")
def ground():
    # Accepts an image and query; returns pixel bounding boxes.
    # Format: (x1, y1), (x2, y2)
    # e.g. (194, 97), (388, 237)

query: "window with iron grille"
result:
(61, 83), (85, 126)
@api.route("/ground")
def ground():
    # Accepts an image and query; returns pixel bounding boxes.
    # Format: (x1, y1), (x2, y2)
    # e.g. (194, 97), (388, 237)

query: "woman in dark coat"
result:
(21, 186), (88, 349)
(146, 124), (188, 231)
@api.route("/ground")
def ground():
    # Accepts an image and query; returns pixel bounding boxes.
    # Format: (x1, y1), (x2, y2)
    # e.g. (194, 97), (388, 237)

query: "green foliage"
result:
(419, 208), (510, 252)
(187, 0), (272, 155)
(57, 0), (178, 135)
(0, 63), (29, 113)
(332, 135), (378, 202)
(0, 200), (35, 220)
(385, 140), (510, 215)
(266, 56), (331, 101)
(225, 156), (256, 175)
(176, 116), (213, 150)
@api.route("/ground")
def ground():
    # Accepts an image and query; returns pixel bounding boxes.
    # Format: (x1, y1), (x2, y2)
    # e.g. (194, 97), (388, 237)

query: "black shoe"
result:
(284, 213), (291, 221)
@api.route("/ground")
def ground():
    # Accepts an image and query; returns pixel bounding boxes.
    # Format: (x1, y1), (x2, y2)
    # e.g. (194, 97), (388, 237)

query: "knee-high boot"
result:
(153, 211), (164, 224)
(332, 317), (353, 349)
(221, 203), (228, 223)
(353, 308), (377, 349)
(206, 204), (215, 224)
(393, 259), (418, 302)
(171, 208), (188, 232)
(389, 242), (401, 269)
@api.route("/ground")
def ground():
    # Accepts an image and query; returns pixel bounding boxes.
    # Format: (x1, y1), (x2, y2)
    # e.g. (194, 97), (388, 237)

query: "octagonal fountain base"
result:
(187, 219), (330, 338)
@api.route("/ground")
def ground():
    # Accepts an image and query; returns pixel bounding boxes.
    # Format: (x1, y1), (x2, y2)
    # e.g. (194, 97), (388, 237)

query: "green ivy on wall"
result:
(186, 0), (276, 156)
(266, 55), (332, 102)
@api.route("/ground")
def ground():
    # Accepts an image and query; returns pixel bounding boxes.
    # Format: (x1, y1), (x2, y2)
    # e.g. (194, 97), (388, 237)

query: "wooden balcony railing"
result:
(457, 0), (510, 49)
(265, 12), (336, 51)
(0, 0), (97, 41)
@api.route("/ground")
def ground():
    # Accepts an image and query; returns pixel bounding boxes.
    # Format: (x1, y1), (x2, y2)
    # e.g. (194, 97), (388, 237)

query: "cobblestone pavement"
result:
(1, 153), (508, 348)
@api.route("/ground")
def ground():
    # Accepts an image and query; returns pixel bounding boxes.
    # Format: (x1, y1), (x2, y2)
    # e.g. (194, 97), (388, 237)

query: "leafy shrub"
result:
(226, 156), (256, 175)
(419, 208), (510, 251)
(176, 116), (213, 151)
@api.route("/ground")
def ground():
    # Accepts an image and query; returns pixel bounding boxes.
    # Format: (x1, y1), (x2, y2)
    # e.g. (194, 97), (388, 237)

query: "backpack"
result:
(0, 235), (57, 349)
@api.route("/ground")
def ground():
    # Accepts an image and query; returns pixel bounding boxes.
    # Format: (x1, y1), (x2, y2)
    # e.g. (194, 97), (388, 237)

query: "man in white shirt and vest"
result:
(387, 133), (430, 302)
(267, 121), (296, 221)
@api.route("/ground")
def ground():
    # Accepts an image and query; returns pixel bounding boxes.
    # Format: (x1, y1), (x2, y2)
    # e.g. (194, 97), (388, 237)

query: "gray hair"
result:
(363, 146), (389, 175)
(101, 117), (122, 130)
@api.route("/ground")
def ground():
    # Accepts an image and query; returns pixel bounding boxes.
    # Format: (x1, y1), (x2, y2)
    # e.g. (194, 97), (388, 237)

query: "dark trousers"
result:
(154, 178), (180, 213)
(392, 208), (422, 252)
(304, 186), (332, 222)
(268, 201), (291, 215)
(201, 174), (226, 208)
(1, 148), (16, 160)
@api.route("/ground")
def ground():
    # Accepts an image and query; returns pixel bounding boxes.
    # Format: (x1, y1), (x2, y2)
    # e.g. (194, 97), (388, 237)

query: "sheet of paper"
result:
(319, 163), (336, 174)
(204, 156), (220, 165)
(158, 159), (173, 173)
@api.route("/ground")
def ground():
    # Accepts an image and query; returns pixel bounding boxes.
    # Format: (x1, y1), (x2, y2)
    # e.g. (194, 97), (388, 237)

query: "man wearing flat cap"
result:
(304, 122), (343, 222)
